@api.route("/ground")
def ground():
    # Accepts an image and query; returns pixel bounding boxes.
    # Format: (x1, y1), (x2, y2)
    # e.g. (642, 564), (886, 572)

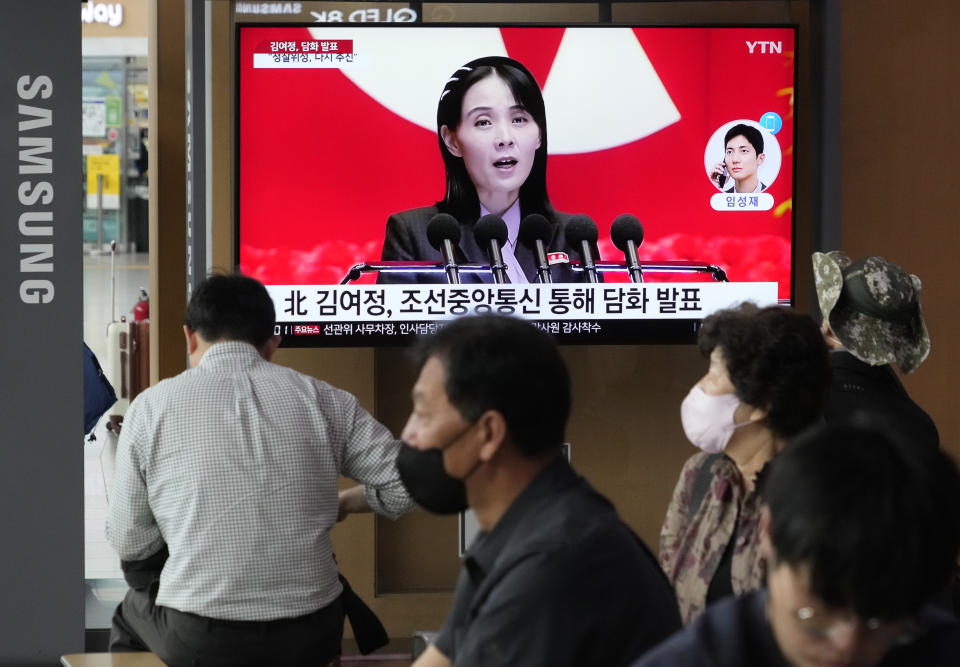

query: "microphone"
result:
(564, 215), (599, 283)
(610, 214), (645, 283)
(474, 214), (509, 284)
(426, 213), (462, 284)
(518, 213), (553, 284)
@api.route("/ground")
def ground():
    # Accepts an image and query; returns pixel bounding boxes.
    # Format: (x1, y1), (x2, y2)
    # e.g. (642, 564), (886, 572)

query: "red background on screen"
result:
(238, 26), (796, 298)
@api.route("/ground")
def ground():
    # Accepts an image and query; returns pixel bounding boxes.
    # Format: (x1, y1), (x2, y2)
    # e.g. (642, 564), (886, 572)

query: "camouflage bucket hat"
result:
(812, 251), (930, 374)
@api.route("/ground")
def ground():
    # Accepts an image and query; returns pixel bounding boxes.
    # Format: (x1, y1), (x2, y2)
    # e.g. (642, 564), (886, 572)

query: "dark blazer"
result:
(724, 182), (767, 193)
(824, 350), (939, 451)
(377, 205), (595, 284)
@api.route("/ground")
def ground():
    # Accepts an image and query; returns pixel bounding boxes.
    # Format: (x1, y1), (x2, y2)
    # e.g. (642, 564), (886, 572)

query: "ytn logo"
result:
(745, 41), (782, 54)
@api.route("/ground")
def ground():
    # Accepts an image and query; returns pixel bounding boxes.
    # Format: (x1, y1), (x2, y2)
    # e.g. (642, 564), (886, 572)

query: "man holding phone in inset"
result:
(709, 123), (767, 194)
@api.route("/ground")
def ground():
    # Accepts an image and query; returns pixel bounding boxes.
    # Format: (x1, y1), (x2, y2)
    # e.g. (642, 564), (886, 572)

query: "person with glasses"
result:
(633, 419), (960, 666)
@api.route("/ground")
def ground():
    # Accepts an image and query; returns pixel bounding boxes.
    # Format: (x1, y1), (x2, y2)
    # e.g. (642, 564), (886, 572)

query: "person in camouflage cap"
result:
(812, 251), (930, 374)
(813, 251), (938, 450)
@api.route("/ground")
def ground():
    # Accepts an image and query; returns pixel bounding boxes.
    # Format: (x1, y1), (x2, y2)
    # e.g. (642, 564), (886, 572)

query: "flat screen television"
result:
(237, 23), (796, 346)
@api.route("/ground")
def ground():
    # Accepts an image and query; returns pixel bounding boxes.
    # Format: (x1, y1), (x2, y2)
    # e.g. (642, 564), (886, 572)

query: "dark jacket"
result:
(436, 456), (681, 666)
(824, 350), (939, 451)
(633, 591), (960, 667)
(377, 205), (595, 284)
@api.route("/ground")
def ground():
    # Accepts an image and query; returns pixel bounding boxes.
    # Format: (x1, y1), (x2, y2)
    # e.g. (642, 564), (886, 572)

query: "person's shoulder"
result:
(828, 348), (864, 368)
(263, 361), (356, 400)
(664, 453), (719, 520)
(679, 451), (720, 476)
(504, 490), (663, 596)
(117, 368), (201, 436)
(129, 366), (194, 405)
(827, 354), (903, 396)
(685, 450), (716, 467)
(560, 501), (673, 597)
(526, 470), (649, 559)
(629, 620), (709, 667)
(631, 593), (767, 667)
(494, 465), (611, 550)
(829, 352), (899, 384)
(389, 205), (440, 225)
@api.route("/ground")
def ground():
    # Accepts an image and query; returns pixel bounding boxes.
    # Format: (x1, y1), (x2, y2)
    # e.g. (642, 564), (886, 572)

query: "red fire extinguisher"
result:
(133, 287), (149, 321)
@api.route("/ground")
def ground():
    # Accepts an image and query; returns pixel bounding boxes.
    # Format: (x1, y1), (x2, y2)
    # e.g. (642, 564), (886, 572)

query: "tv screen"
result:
(237, 24), (795, 346)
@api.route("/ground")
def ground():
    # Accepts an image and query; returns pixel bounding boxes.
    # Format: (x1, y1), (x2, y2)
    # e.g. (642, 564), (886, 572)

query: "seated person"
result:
(106, 273), (413, 666)
(709, 123), (767, 194)
(378, 56), (593, 284)
(660, 304), (829, 623)
(634, 419), (960, 666)
(813, 250), (939, 449)
(399, 314), (681, 666)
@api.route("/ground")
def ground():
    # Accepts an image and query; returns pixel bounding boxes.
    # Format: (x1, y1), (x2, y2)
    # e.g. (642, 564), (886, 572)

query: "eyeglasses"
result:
(793, 606), (917, 645)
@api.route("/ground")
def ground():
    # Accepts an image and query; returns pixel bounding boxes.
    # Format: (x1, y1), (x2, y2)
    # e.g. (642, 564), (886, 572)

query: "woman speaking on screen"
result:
(378, 56), (590, 284)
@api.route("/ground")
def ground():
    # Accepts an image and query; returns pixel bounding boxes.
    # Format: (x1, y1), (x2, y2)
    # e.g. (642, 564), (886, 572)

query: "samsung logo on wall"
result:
(81, 1), (124, 28)
(17, 75), (56, 304)
(237, 2), (302, 14)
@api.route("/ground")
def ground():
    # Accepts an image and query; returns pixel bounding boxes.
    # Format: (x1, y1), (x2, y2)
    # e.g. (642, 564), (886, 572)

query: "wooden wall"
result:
(839, 1), (960, 466)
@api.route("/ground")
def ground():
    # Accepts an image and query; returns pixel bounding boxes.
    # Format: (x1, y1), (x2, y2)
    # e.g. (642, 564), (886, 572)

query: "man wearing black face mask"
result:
(387, 314), (681, 667)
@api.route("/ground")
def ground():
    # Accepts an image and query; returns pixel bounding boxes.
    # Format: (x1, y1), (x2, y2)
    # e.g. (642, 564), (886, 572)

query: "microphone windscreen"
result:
(426, 213), (461, 250)
(474, 214), (508, 248)
(518, 214), (552, 250)
(565, 215), (599, 246)
(610, 214), (645, 252)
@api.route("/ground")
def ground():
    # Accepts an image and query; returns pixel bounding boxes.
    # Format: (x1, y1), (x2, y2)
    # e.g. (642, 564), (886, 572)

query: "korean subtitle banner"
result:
(267, 282), (777, 324)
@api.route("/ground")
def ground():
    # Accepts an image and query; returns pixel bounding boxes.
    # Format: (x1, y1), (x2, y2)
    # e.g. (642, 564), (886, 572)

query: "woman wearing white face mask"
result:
(658, 303), (830, 625)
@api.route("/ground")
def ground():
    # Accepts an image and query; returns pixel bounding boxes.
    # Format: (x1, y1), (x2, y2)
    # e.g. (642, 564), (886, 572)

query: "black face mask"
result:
(396, 427), (475, 515)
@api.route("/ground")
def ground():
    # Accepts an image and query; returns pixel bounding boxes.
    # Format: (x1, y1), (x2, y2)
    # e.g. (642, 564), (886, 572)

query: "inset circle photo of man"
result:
(705, 120), (782, 194)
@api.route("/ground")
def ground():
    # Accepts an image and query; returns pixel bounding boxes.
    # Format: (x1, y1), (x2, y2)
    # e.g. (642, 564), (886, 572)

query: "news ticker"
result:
(267, 282), (777, 345)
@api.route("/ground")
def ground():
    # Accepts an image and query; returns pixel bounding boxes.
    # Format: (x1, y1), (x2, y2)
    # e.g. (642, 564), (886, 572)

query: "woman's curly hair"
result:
(697, 304), (830, 437)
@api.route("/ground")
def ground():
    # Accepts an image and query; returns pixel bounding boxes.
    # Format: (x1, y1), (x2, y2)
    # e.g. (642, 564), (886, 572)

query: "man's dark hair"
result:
(697, 304), (829, 437)
(435, 56), (554, 224)
(724, 123), (764, 155)
(763, 420), (960, 619)
(184, 273), (276, 347)
(414, 314), (569, 458)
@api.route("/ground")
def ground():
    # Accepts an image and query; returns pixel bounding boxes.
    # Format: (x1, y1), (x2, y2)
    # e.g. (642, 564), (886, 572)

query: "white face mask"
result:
(680, 385), (743, 454)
